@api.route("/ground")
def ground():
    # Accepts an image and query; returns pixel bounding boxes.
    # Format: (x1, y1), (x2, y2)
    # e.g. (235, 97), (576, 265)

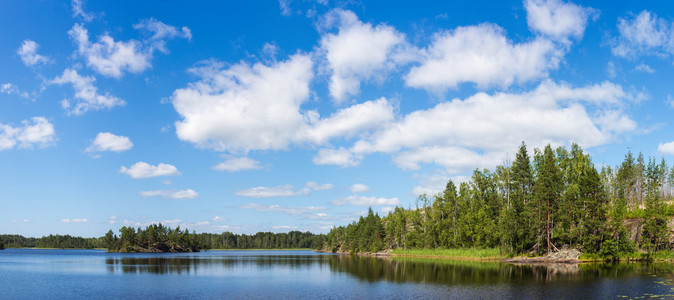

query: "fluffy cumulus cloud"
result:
(319, 9), (407, 102)
(86, 132), (132, 152)
(50, 68), (125, 115)
(235, 181), (333, 198)
(658, 141), (674, 155)
(319, 80), (638, 172)
(68, 20), (190, 78)
(332, 195), (400, 206)
(524, 0), (596, 41)
(405, 23), (563, 92)
(120, 162), (180, 179)
(0, 117), (55, 150)
(212, 157), (262, 172)
(173, 54), (313, 152)
(69, 24), (149, 78)
(140, 189), (199, 199)
(612, 10), (674, 58)
(17, 40), (49, 66)
(304, 97), (395, 144)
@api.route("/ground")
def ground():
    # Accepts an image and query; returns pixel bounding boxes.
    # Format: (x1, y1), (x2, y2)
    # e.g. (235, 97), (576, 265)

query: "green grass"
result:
(579, 250), (674, 262)
(390, 248), (502, 260)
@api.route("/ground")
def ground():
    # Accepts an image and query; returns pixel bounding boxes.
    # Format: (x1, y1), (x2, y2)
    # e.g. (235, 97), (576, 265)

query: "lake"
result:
(1, 249), (674, 299)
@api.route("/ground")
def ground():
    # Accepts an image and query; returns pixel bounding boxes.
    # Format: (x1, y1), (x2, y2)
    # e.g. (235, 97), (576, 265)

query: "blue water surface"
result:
(1, 248), (673, 299)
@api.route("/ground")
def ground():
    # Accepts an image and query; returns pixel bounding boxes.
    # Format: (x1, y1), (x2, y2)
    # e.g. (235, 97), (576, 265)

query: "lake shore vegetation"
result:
(320, 142), (674, 262)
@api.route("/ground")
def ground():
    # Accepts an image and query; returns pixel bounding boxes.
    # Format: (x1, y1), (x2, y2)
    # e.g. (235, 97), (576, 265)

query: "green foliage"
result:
(321, 142), (674, 260)
(0, 234), (103, 249)
(107, 223), (202, 252)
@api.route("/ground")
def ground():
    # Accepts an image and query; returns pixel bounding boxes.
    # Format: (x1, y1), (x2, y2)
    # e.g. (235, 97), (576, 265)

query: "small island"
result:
(105, 224), (201, 253)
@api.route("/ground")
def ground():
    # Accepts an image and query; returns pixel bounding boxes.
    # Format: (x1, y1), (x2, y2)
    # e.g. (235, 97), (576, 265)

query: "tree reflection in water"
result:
(105, 252), (674, 290)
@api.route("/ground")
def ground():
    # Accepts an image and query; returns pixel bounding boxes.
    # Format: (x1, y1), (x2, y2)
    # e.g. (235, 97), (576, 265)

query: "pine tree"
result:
(511, 142), (533, 254)
(533, 145), (562, 255)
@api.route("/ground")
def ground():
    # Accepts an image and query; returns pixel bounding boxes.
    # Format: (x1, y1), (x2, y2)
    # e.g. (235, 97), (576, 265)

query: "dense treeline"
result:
(1, 228), (324, 251)
(0, 234), (103, 249)
(322, 143), (674, 259)
(104, 224), (325, 252)
(197, 231), (324, 249)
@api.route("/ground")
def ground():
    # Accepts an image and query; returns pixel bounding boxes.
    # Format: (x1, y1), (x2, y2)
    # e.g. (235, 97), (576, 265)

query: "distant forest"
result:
(321, 143), (674, 259)
(0, 228), (325, 250)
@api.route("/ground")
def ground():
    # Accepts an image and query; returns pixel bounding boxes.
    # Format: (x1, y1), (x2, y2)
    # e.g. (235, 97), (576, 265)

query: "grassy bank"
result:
(579, 250), (674, 262)
(389, 248), (502, 260)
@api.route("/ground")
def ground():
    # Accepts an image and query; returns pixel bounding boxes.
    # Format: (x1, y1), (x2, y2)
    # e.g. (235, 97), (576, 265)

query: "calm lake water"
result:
(1, 249), (674, 299)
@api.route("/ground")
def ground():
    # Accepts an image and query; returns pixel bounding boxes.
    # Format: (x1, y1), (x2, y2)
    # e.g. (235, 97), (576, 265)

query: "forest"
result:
(0, 227), (325, 251)
(321, 142), (674, 260)
(107, 226), (325, 251)
(0, 234), (104, 249)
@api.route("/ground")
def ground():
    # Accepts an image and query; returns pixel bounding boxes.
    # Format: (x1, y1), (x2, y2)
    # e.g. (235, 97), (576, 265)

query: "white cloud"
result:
(381, 206), (395, 215)
(658, 141), (674, 155)
(212, 157), (262, 172)
(236, 184), (305, 198)
(108, 216), (118, 224)
(312, 147), (361, 167)
(319, 80), (638, 173)
(412, 174), (470, 196)
(133, 18), (192, 53)
(17, 40), (49, 66)
(0, 117), (55, 150)
(349, 183), (369, 193)
(278, 0), (292, 16)
(172, 54), (313, 152)
(120, 162), (180, 179)
(319, 9), (407, 102)
(235, 181), (333, 198)
(305, 181), (334, 191)
(1, 83), (30, 99)
(71, 0), (93, 22)
(61, 218), (89, 223)
(212, 216), (227, 222)
(240, 203), (325, 215)
(69, 21), (189, 78)
(69, 24), (150, 78)
(405, 23), (563, 92)
(50, 68), (125, 115)
(612, 10), (674, 58)
(524, 0), (596, 41)
(304, 98), (395, 144)
(332, 195), (400, 206)
(140, 189), (199, 199)
(272, 225), (298, 230)
(635, 63), (655, 73)
(86, 132), (133, 152)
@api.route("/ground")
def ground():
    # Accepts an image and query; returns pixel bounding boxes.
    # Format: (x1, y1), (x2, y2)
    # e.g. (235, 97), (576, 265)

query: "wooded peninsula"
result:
(319, 142), (674, 261)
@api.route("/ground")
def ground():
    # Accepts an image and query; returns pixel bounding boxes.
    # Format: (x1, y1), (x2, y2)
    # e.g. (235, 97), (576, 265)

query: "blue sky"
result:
(2, 0), (674, 237)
